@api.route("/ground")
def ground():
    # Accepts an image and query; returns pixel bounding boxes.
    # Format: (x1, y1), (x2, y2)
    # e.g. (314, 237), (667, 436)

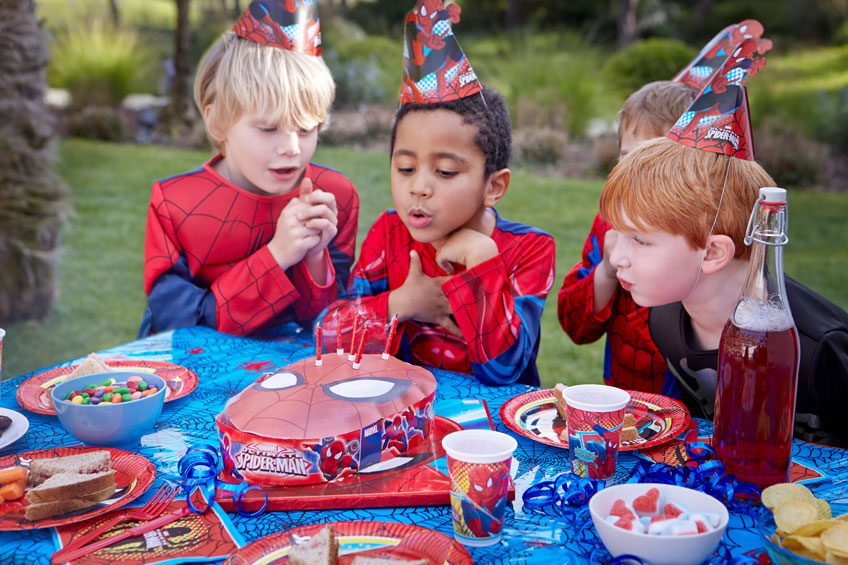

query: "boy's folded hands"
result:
(388, 250), (462, 338)
(268, 178), (339, 270)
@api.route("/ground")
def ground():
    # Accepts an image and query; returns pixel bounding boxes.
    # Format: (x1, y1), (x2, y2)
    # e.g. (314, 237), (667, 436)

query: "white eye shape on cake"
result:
(256, 370), (304, 390)
(324, 378), (411, 404)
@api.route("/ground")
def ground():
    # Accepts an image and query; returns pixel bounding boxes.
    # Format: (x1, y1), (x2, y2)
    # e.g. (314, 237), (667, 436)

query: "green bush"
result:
(323, 19), (399, 109)
(755, 117), (826, 190)
(468, 31), (619, 138)
(603, 38), (695, 95)
(66, 107), (126, 142)
(48, 18), (157, 108)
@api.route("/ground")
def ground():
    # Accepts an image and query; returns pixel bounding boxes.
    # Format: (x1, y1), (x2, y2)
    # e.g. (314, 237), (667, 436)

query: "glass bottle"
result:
(713, 187), (800, 488)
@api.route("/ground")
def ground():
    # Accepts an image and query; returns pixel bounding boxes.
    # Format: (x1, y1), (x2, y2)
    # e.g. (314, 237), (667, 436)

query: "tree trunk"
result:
(0, 0), (71, 324)
(506, 0), (521, 30)
(109, 0), (120, 26)
(618, 0), (638, 48)
(161, 0), (196, 138)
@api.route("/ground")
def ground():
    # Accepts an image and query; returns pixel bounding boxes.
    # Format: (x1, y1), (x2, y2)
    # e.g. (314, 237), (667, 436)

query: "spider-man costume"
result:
(139, 155), (358, 337)
(327, 209), (554, 387)
(461, 465), (507, 537)
(557, 213), (669, 393)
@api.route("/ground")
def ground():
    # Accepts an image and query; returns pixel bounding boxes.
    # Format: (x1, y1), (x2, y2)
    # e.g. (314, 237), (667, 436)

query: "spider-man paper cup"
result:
(563, 385), (630, 480)
(442, 429), (517, 547)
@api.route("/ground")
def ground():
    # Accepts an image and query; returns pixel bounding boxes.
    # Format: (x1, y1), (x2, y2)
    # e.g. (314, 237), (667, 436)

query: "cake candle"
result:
(315, 325), (323, 366)
(348, 314), (360, 361)
(382, 313), (399, 360)
(353, 324), (367, 369)
(334, 310), (344, 355)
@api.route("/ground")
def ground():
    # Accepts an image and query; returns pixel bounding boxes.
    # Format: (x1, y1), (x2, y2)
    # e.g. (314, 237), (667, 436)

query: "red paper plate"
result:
(17, 360), (199, 415)
(0, 446), (155, 530)
(500, 389), (690, 451)
(224, 520), (473, 564)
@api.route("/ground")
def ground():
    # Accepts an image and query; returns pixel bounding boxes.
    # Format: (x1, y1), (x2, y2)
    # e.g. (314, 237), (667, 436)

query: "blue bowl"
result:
(758, 510), (827, 564)
(51, 371), (166, 446)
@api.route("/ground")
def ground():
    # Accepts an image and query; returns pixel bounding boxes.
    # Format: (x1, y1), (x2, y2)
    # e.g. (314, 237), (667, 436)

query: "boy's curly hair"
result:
(390, 87), (511, 177)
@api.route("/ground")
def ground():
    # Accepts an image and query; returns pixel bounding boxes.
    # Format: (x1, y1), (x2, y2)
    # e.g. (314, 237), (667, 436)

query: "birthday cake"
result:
(215, 352), (437, 486)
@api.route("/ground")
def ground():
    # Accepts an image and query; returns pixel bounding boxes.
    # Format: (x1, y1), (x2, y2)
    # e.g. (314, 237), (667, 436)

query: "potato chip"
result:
(774, 499), (819, 534)
(792, 534), (825, 557)
(836, 513), (848, 522)
(791, 519), (841, 537)
(814, 497), (832, 520)
(826, 551), (848, 565)
(762, 482), (816, 510)
(822, 523), (848, 555)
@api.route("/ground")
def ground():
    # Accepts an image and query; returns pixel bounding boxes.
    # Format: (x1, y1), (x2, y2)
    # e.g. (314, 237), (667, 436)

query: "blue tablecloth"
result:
(1, 325), (846, 564)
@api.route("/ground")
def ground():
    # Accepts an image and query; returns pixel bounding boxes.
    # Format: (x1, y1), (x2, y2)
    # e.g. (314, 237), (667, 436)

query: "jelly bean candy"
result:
(138, 381), (148, 391)
(71, 396), (84, 404)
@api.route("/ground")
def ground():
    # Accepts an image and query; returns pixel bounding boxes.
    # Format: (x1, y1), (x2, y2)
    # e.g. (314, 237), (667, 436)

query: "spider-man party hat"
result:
(400, 0), (482, 104)
(667, 37), (767, 161)
(233, 0), (321, 56)
(673, 20), (771, 90)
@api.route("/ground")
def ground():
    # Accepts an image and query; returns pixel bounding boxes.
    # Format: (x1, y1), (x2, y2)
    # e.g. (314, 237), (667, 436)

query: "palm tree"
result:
(0, 0), (71, 324)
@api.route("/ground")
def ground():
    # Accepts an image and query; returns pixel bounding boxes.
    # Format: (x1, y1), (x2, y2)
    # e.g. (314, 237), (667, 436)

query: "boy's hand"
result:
(388, 250), (462, 338)
(435, 229), (498, 274)
(268, 192), (319, 270)
(598, 229), (619, 284)
(295, 178), (338, 258)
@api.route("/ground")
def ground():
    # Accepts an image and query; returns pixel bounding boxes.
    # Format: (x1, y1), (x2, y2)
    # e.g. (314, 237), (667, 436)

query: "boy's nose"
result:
(608, 238), (629, 269)
(410, 176), (432, 197)
(276, 131), (300, 156)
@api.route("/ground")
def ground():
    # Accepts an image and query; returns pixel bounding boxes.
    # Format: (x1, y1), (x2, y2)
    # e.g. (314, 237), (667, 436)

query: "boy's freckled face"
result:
(391, 109), (491, 247)
(216, 109), (319, 196)
(609, 211), (704, 307)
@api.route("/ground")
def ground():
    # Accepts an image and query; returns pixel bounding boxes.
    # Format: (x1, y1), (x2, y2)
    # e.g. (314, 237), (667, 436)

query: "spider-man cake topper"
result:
(667, 37), (767, 160)
(673, 19), (771, 91)
(400, 0), (483, 104)
(232, 0), (321, 55)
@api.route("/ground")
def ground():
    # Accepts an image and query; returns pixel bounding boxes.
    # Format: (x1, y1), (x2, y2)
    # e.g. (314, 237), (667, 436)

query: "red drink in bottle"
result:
(714, 319), (799, 487)
(713, 187), (800, 489)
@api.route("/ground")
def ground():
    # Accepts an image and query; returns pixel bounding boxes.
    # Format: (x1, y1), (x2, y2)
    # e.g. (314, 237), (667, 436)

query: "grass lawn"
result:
(4, 139), (847, 390)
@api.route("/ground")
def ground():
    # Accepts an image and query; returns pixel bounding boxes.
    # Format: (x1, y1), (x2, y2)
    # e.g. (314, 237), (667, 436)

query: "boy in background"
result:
(324, 1), (555, 386)
(599, 40), (848, 445)
(558, 20), (769, 393)
(557, 81), (698, 393)
(140, 0), (358, 337)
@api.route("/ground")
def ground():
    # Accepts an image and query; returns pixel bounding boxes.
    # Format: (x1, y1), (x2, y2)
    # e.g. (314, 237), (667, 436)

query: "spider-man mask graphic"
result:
(216, 353), (437, 485)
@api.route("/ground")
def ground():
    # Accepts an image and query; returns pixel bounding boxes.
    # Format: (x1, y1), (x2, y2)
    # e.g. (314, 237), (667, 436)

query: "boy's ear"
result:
(203, 104), (226, 143)
(483, 168), (510, 207)
(701, 234), (736, 275)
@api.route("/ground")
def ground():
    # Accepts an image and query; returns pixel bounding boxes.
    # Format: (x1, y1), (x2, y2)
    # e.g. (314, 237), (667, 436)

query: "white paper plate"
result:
(0, 408), (29, 451)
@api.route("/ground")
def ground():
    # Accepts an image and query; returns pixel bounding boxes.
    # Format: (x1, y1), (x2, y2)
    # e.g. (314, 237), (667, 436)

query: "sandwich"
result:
(351, 558), (428, 565)
(25, 450), (115, 521)
(289, 524), (339, 565)
(552, 383), (568, 420)
(28, 450), (111, 487)
(67, 353), (112, 380)
(620, 413), (641, 443)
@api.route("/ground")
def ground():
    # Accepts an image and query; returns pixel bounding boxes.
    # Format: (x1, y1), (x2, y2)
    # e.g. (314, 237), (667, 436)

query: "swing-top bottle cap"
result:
(759, 186), (786, 202)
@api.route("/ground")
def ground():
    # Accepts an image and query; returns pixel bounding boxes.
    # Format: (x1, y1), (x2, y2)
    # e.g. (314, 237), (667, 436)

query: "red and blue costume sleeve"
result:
(557, 213), (667, 392)
(139, 159), (358, 337)
(324, 210), (554, 387)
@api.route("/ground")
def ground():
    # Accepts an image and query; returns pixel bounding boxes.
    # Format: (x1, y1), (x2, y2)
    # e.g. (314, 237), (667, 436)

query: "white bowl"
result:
(589, 483), (729, 565)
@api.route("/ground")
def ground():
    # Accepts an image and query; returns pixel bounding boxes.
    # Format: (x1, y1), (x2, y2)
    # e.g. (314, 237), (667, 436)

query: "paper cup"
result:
(0, 328), (4, 407)
(442, 429), (517, 547)
(563, 384), (630, 480)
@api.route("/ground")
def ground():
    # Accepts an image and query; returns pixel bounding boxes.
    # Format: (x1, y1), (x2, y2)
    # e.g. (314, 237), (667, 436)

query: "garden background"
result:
(3, 0), (848, 389)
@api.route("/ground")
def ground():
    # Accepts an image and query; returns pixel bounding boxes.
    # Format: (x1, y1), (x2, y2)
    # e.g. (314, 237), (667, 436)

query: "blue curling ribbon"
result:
(178, 442), (268, 517)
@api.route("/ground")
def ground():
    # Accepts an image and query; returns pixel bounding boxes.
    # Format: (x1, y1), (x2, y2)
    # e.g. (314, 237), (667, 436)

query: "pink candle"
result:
(334, 310), (344, 355)
(382, 314), (398, 360)
(349, 314), (360, 361)
(315, 325), (323, 366)
(353, 323), (367, 368)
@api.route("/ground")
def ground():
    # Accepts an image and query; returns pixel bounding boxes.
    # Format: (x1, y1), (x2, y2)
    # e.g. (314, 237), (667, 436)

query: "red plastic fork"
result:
(51, 483), (179, 563)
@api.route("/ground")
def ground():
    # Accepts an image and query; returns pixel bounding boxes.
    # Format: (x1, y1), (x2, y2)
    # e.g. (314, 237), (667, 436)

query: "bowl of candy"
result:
(51, 371), (166, 446)
(588, 483), (729, 565)
(757, 481), (848, 565)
